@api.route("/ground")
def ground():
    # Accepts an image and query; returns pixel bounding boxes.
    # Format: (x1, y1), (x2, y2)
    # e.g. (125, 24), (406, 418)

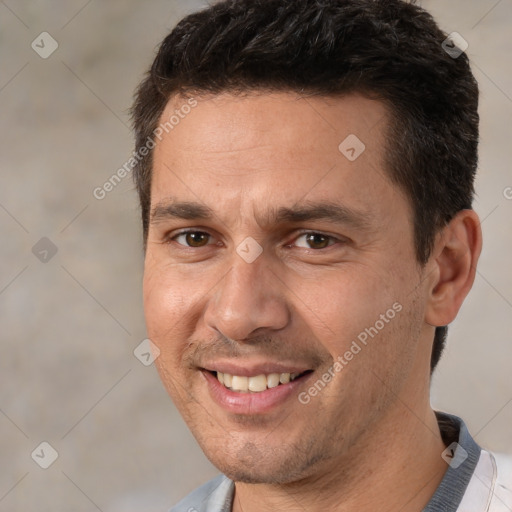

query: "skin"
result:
(143, 92), (482, 511)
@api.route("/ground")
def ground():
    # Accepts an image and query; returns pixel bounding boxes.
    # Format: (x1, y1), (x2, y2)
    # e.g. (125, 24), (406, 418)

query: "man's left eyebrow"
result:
(260, 201), (374, 231)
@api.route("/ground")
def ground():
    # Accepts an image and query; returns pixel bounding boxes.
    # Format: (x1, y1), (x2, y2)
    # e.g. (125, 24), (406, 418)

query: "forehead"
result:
(150, 91), (407, 228)
(157, 91), (388, 159)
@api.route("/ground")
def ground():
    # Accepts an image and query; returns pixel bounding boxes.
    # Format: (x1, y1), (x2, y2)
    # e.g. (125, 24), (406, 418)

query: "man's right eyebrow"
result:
(150, 200), (215, 223)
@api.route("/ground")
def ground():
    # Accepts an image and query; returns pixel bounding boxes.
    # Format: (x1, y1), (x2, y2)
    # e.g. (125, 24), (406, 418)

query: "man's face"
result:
(143, 92), (434, 483)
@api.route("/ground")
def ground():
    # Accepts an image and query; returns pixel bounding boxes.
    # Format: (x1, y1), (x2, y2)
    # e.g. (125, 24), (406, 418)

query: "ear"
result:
(424, 209), (483, 327)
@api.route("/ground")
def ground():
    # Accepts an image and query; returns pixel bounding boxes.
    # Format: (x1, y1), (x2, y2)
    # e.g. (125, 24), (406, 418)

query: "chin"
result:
(218, 464), (304, 485)
(204, 441), (329, 485)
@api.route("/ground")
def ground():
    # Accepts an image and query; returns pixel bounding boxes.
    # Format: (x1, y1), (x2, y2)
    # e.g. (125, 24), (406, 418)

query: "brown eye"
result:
(173, 231), (211, 247)
(307, 233), (330, 249)
(294, 232), (335, 250)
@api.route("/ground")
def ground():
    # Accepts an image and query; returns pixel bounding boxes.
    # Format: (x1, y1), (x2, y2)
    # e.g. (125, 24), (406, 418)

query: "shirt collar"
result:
(423, 411), (482, 511)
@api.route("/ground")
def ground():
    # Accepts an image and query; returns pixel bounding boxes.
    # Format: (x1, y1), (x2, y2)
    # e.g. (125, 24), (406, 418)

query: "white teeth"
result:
(231, 375), (248, 392)
(267, 373), (280, 388)
(248, 374), (267, 392)
(216, 371), (304, 392)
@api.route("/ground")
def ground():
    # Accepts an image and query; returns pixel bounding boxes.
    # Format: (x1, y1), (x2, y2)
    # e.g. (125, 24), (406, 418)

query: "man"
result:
(131, 0), (512, 510)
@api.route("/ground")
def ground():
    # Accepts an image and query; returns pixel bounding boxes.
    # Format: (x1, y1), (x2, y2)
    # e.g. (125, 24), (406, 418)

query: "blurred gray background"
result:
(0, 1), (511, 510)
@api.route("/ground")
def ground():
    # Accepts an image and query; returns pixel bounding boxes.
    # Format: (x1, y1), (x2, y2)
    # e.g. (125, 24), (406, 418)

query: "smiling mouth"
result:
(210, 370), (313, 393)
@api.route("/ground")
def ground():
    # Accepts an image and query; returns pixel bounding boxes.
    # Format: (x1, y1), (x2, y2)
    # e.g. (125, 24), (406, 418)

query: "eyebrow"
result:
(150, 198), (374, 231)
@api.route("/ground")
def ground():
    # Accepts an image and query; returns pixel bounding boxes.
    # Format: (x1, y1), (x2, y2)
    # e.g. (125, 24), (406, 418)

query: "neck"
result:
(232, 396), (448, 512)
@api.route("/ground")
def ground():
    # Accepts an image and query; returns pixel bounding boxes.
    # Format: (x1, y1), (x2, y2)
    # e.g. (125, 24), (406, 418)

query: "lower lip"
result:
(202, 371), (312, 415)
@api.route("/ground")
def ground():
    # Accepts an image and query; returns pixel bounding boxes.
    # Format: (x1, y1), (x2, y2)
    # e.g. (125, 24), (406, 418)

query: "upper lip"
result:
(201, 360), (314, 377)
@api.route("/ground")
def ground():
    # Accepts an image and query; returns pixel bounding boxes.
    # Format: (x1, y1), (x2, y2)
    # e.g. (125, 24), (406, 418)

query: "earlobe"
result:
(424, 209), (482, 327)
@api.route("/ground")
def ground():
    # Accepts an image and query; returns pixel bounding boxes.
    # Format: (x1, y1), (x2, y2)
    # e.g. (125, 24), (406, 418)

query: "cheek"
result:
(291, 265), (403, 355)
(143, 268), (199, 408)
(142, 263), (194, 354)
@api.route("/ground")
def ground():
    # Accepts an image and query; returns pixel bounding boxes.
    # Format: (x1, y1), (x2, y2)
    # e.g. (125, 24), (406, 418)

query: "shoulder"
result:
(490, 452), (512, 511)
(169, 475), (235, 512)
(460, 450), (512, 511)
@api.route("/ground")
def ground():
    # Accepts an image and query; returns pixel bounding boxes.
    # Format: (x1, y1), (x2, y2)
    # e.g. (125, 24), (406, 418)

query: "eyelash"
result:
(166, 229), (342, 250)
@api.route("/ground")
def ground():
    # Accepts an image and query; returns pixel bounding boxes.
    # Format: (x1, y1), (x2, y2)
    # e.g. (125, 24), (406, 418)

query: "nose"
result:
(203, 254), (290, 343)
